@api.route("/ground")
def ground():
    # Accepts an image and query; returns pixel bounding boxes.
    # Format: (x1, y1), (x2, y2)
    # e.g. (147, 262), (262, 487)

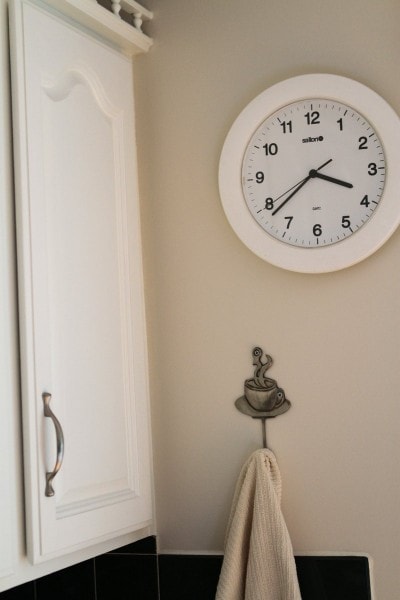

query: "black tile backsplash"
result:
(36, 560), (96, 600)
(158, 553), (371, 600)
(95, 554), (159, 600)
(0, 583), (35, 600)
(0, 536), (372, 600)
(158, 554), (222, 600)
(295, 556), (372, 600)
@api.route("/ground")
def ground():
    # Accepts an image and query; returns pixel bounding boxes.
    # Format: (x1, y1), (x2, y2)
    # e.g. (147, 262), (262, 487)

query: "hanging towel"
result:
(215, 449), (301, 600)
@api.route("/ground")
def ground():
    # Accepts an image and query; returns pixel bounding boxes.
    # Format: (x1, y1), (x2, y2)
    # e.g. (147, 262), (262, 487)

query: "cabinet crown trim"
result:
(37, 0), (153, 56)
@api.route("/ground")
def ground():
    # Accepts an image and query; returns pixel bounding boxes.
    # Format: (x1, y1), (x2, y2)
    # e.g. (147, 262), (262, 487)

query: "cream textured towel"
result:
(215, 449), (301, 600)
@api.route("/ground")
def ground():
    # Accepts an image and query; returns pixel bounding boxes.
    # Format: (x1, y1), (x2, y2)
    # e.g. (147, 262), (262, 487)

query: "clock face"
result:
(242, 98), (386, 248)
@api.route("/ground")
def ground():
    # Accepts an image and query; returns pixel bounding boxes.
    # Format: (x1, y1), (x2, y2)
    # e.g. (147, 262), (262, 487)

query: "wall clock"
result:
(219, 74), (400, 273)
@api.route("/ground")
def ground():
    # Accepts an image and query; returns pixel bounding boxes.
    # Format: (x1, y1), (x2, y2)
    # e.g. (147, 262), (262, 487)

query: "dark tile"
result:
(158, 555), (223, 600)
(157, 553), (371, 600)
(295, 556), (371, 600)
(95, 554), (158, 600)
(0, 583), (35, 600)
(109, 536), (157, 555)
(35, 560), (95, 600)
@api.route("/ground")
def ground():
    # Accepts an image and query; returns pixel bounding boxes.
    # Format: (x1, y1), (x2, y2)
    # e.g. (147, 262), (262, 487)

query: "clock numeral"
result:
(305, 111), (320, 125)
(284, 216), (293, 229)
(256, 171), (264, 183)
(341, 215), (351, 229)
(358, 136), (368, 150)
(280, 120), (292, 134)
(337, 118), (343, 131)
(368, 162), (378, 175)
(265, 198), (274, 210)
(263, 142), (278, 156)
(313, 224), (322, 237)
(360, 194), (370, 207)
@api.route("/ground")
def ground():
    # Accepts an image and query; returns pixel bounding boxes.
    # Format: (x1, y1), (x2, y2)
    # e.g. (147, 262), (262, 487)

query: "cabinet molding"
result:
(37, 0), (153, 56)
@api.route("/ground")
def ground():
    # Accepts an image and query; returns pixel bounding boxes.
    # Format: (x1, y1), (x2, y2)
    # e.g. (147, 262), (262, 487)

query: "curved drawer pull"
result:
(42, 392), (65, 497)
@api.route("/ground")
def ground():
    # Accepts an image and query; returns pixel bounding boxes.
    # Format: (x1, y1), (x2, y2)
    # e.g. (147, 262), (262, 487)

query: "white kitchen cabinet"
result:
(0, 0), (154, 588)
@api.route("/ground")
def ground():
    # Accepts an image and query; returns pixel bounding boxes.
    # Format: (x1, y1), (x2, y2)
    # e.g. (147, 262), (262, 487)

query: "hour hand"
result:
(309, 170), (353, 188)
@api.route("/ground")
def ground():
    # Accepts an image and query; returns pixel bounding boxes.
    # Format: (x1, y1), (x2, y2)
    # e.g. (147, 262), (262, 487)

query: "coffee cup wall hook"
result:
(235, 347), (291, 448)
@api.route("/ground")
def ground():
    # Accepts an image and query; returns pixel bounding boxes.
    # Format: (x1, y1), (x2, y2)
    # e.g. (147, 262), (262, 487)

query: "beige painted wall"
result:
(135, 1), (400, 597)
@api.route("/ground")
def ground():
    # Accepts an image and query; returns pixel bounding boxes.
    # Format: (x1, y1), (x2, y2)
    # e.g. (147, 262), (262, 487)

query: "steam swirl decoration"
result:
(252, 346), (273, 387)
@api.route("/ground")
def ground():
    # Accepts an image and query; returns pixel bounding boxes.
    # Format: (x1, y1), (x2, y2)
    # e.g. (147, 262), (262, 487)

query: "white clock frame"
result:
(219, 74), (400, 273)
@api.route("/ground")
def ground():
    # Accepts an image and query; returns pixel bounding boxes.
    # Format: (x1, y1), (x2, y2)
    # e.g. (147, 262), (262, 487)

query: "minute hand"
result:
(310, 170), (353, 188)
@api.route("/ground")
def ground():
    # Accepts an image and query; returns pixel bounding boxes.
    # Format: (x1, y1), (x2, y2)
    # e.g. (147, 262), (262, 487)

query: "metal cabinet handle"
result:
(42, 392), (65, 497)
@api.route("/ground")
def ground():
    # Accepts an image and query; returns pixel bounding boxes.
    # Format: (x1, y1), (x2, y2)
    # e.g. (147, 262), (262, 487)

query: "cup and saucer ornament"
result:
(235, 347), (291, 418)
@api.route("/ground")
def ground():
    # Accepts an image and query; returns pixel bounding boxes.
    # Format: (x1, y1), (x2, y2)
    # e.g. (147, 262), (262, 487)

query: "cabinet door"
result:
(10, 0), (153, 563)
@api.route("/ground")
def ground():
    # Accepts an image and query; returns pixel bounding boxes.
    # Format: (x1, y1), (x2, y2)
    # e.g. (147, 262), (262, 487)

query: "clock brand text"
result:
(302, 135), (324, 143)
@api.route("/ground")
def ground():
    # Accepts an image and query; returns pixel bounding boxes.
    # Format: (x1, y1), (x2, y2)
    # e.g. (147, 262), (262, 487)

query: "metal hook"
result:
(261, 417), (267, 449)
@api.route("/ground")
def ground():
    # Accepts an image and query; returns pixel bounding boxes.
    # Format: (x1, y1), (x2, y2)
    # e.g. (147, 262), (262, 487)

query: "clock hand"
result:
(314, 158), (333, 172)
(271, 176), (311, 215)
(273, 175), (309, 203)
(272, 158), (333, 216)
(272, 159), (333, 206)
(309, 170), (353, 188)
